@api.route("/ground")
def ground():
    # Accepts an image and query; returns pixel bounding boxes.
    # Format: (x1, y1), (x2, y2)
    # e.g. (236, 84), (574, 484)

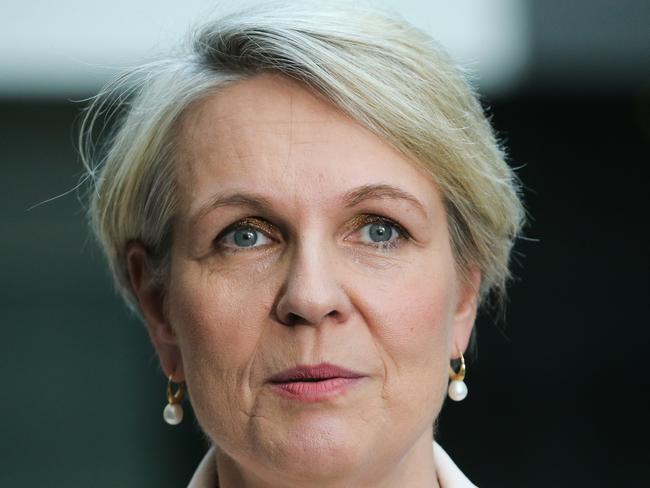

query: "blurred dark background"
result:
(1, 1), (648, 486)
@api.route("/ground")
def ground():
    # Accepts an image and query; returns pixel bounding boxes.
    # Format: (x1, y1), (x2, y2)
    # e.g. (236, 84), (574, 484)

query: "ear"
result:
(451, 266), (481, 358)
(126, 242), (184, 382)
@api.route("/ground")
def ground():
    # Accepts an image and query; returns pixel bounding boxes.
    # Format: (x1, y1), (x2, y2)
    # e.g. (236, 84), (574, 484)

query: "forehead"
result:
(175, 74), (441, 217)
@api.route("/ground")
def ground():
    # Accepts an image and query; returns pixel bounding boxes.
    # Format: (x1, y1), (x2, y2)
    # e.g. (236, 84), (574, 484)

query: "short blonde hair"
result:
(81, 0), (525, 312)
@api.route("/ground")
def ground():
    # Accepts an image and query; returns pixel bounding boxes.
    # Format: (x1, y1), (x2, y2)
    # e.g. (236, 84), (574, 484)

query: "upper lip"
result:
(268, 362), (365, 383)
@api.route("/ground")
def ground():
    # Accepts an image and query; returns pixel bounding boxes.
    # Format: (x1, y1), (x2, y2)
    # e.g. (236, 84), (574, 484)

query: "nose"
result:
(275, 241), (352, 327)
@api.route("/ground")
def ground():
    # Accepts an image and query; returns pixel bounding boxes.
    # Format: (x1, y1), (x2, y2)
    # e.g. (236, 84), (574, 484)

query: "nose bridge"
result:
(275, 230), (350, 326)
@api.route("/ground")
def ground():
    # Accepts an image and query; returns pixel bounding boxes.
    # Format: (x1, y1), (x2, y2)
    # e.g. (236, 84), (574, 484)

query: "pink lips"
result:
(267, 363), (366, 402)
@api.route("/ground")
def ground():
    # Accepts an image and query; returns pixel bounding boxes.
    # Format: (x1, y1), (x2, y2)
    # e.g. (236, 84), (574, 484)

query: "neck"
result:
(215, 428), (440, 488)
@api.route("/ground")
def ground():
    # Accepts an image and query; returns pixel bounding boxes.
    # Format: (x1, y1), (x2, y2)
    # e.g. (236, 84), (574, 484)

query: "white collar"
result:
(188, 441), (477, 487)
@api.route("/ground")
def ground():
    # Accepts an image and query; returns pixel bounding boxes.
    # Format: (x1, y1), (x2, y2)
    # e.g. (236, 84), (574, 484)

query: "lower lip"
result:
(268, 377), (366, 402)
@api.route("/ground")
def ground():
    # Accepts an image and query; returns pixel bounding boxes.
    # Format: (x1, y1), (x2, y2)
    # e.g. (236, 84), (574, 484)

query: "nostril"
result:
(281, 309), (340, 326)
(284, 312), (305, 326)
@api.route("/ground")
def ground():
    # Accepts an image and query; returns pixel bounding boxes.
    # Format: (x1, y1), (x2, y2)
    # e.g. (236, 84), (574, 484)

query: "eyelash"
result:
(213, 215), (411, 253)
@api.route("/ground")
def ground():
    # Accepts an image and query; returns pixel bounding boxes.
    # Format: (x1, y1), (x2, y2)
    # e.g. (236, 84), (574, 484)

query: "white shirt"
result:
(188, 441), (477, 487)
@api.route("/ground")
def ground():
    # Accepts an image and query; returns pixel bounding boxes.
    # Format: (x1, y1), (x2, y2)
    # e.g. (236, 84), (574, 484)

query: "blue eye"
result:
(368, 222), (392, 242)
(358, 218), (405, 248)
(214, 216), (408, 254)
(216, 224), (272, 250)
(233, 228), (258, 247)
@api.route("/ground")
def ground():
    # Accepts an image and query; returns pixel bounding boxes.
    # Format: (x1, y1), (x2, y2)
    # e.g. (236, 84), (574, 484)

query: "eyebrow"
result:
(192, 183), (428, 226)
(341, 184), (428, 218)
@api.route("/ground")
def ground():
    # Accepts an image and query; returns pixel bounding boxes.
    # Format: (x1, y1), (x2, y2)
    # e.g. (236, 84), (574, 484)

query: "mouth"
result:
(266, 363), (367, 402)
(280, 377), (331, 383)
(267, 362), (365, 383)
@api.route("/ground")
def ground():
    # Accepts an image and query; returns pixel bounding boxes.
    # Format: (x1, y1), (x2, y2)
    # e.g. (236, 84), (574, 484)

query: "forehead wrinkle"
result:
(179, 75), (435, 235)
(175, 99), (236, 189)
(288, 88), (301, 215)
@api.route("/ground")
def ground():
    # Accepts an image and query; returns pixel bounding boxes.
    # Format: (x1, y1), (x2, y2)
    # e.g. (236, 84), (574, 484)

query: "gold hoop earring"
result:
(447, 351), (468, 402)
(163, 375), (185, 425)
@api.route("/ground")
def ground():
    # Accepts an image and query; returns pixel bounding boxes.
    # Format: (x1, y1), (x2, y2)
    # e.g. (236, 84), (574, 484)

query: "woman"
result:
(81, 2), (524, 486)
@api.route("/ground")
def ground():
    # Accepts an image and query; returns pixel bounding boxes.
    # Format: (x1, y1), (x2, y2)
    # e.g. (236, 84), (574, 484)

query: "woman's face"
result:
(134, 74), (479, 484)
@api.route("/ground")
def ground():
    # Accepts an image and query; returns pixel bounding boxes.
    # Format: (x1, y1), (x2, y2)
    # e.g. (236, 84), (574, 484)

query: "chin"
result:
(254, 414), (369, 481)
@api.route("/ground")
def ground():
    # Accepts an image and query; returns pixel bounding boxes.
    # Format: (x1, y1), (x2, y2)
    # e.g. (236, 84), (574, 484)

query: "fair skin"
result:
(128, 74), (480, 488)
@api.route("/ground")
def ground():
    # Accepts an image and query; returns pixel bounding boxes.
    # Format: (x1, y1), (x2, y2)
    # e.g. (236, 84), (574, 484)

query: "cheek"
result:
(359, 258), (456, 411)
(364, 256), (455, 352)
(165, 263), (273, 421)
(375, 285), (452, 350)
(168, 262), (271, 360)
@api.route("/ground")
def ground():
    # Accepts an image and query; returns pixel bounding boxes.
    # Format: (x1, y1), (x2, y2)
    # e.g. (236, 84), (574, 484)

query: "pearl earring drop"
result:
(163, 375), (185, 425)
(447, 351), (468, 402)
